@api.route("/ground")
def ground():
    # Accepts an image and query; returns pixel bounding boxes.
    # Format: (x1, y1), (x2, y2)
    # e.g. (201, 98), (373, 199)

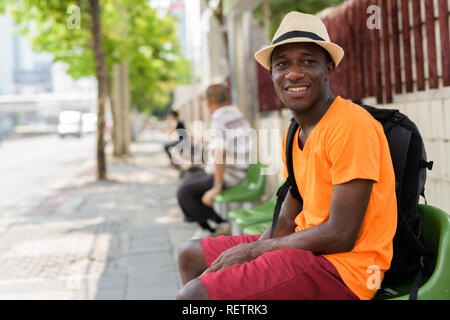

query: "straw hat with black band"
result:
(254, 11), (344, 70)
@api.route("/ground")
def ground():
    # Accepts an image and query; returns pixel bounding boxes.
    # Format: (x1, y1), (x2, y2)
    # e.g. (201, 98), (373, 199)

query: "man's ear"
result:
(325, 61), (335, 80)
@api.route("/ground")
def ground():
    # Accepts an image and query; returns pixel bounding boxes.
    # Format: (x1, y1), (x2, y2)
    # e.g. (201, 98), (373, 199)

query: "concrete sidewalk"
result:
(0, 129), (197, 299)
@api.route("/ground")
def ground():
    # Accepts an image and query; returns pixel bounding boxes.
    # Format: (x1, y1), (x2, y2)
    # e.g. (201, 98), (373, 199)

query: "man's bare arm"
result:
(213, 148), (226, 187)
(258, 187), (302, 240)
(201, 148), (226, 207)
(255, 179), (373, 255)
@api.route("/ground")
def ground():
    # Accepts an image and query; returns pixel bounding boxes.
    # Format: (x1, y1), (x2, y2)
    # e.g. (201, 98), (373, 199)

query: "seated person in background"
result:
(164, 110), (185, 169)
(176, 83), (254, 240)
(175, 11), (397, 300)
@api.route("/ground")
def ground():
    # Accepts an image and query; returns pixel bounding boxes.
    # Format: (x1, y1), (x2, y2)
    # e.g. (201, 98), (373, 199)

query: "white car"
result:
(57, 110), (82, 138)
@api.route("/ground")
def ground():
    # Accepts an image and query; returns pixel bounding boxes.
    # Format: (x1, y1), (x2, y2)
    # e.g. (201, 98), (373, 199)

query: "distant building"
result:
(0, 15), (15, 95)
(0, 13), (97, 125)
(169, 0), (188, 57)
(0, 14), (96, 96)
(0, 15), (53, 95)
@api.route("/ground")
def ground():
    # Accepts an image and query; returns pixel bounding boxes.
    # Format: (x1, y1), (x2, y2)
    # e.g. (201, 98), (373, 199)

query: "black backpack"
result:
(269, 102), (435, 299)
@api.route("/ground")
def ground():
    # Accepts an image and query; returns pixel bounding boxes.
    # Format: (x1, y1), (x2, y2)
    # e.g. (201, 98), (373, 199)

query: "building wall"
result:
(0, 15), (15, 95)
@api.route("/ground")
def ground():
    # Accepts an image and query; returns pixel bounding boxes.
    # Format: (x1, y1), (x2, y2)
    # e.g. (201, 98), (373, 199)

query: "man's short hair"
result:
(169, 110), (179, 118)
(206, 84), (229, 105)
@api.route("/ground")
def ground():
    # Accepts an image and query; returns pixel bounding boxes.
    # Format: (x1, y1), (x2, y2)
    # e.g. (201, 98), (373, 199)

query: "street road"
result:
(0, 134), (96, 217)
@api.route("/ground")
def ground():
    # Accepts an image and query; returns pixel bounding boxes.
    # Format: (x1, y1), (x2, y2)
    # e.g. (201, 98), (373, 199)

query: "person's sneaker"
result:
(190, 227), (214, 240)
(209, 221), (231, 236)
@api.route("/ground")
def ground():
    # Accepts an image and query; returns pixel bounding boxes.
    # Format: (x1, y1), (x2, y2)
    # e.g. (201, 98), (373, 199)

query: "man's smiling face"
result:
(270, 42), (334, 113)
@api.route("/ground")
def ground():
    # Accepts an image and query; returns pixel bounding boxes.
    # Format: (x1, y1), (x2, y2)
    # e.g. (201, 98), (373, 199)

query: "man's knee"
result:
(178, 239), (205, 272)
(177, 174), (196, 198)
(164, 142), (173, 154)
(177, 182), (189, 202)
(176, 278), (210, 300)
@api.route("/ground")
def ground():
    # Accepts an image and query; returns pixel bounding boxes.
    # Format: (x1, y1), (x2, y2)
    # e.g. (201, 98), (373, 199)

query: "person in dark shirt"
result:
(164, 110), (185, 168)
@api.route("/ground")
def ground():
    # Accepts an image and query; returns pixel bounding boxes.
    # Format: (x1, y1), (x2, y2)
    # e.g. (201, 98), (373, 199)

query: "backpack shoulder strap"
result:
(269, 181), (290, 238)
(286, 118), (301, 200)
(269, 118), (301, 238)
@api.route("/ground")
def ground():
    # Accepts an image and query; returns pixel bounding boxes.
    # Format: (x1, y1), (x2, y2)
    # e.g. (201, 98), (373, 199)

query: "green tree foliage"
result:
(121, 1), (191, 114)
(2, 0), (190, 114)
(254, 0), (345, 38)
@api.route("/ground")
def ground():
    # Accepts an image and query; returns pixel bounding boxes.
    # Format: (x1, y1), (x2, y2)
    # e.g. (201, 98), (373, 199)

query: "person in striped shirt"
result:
(176, 83), (254, 240)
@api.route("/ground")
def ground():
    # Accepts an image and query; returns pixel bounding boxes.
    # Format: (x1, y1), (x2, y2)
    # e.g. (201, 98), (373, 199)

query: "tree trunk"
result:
(111, 62), (131, 156)
(119, 62), (131, 155)
(89, 0), (107, 180)
(214, 1), (229, 58)
(118, 6), (131, 156)
(110, 66), (123, 157)
(110, 6), (131, 157)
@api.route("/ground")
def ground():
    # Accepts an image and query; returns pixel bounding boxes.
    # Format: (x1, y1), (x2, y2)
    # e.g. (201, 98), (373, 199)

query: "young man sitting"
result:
(176, 11), (397, 300)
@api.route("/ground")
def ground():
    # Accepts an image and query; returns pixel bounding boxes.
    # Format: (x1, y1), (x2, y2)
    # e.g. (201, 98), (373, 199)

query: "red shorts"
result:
(199, 234), (359, 300)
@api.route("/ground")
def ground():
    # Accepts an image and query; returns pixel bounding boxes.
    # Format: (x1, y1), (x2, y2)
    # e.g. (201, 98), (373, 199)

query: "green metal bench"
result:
(375, 204), (450, 300)
(229, 195), (276, 235)
(212, 162), (267, 220)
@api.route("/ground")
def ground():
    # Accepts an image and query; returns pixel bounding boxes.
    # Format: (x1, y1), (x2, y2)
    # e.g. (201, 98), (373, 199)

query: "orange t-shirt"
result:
(281, 96), (397, 300)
